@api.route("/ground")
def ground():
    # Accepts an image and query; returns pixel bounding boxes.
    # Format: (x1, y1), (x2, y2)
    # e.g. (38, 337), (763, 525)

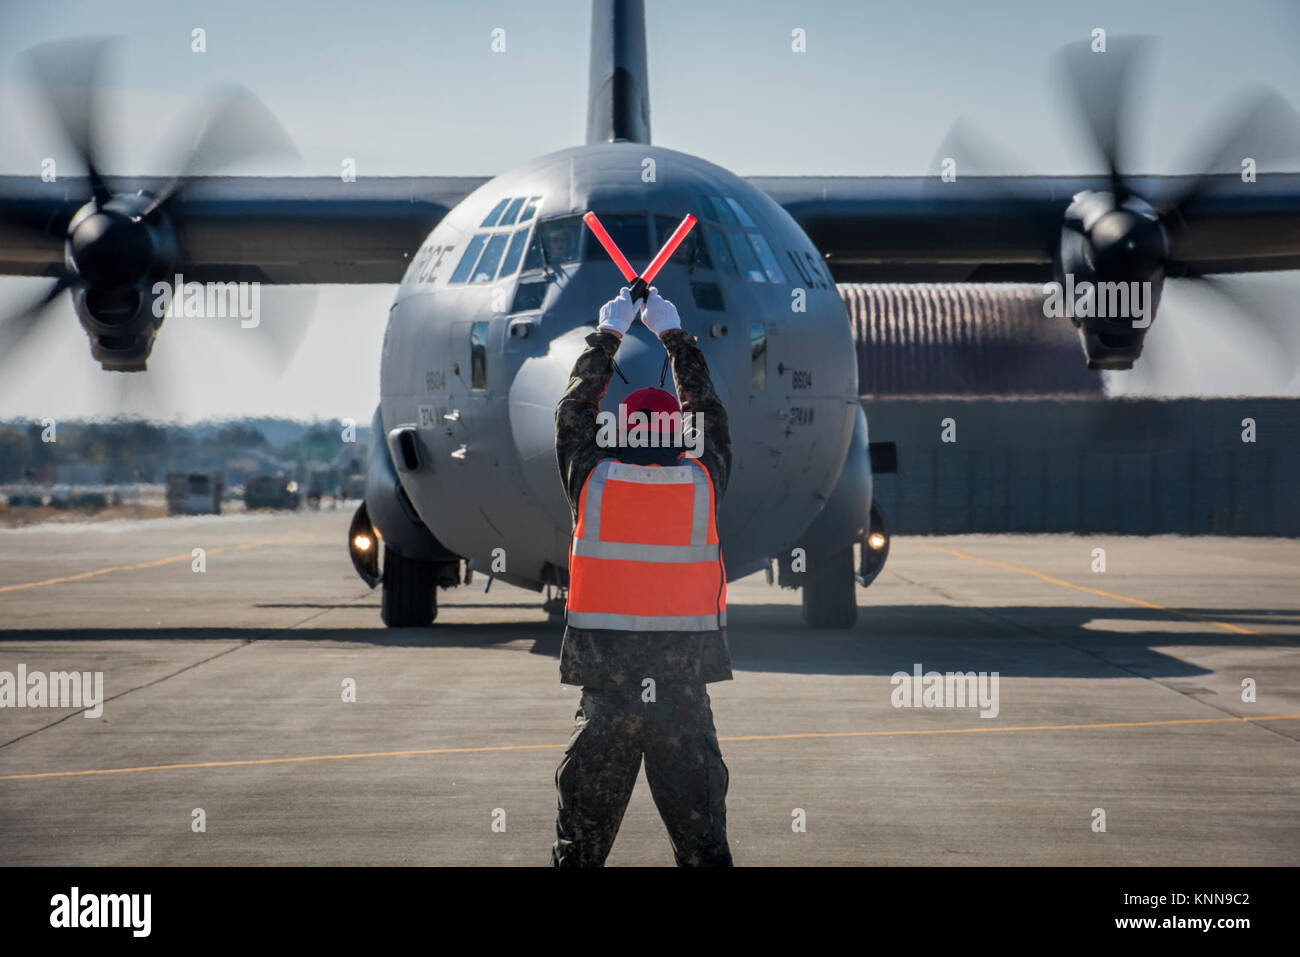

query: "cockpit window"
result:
(480, 198), (510, 228)
(727, 232), (767, 282)
(448, 233), (489, 284)
(536, 215), (584, 265)
(708, 195), (738, 226)
(746, 232), (787, 283)
(692, 194), (790, 285)
(498, 197), (526, 228)
(497, 226), (531, 279)
(470, 233), (509, 283)
(584, 213), (649, 262)
(450, 197), (545, 284)
(705, 226), (736, 276)
(725, 197), (756, 227)
(518, 196), (541, 223)
(787, 250), (812, 287)
(654, 215), (711, 270)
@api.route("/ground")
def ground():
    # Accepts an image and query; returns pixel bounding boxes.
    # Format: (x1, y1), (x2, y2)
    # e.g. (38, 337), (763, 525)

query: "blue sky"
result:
(1, 0), (1299, 419)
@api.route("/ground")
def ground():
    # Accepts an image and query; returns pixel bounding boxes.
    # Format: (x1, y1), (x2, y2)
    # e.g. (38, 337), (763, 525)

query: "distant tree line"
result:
(0, 418), (367, 483)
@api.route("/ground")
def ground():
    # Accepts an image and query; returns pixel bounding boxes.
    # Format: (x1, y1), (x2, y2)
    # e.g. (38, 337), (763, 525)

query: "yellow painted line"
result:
(923, 545), (1282, 640)
(0, 534), (318, 594)
(2, 714), (1296, 783)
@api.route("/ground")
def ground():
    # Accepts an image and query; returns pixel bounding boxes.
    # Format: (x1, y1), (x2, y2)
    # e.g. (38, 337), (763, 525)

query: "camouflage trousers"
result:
(551, 682), (733, 867)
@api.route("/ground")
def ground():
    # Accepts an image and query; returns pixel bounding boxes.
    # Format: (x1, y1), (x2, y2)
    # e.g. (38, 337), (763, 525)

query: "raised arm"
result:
(555, 330), (620, 512)
(643, 290), (732, 500)
(554, 287), (639, 512)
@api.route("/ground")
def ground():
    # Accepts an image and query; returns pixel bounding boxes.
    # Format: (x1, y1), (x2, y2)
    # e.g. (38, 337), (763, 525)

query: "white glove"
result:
(640, 288), (681, 337)
(596, 287), (638, 337)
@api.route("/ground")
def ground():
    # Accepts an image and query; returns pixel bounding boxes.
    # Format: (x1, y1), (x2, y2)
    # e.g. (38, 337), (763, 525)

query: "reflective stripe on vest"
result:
(567, 457), (726, 632)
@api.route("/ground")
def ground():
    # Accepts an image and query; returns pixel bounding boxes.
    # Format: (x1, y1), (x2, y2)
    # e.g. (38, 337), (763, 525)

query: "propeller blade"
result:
(0, 273), (74, 368)
(142, 85), (299, 218)
(927, 119), (1044, 198)
(1056, 35), (1151, 202)
(176, 282), (320, 378)
(1162, 87), (1300, 220)
(1186, 274), (1296, 384)
(22, 37), (114, 205)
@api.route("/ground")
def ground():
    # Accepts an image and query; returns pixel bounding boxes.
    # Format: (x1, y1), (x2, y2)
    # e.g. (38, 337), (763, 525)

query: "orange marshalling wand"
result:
(583, 211), (698, 300)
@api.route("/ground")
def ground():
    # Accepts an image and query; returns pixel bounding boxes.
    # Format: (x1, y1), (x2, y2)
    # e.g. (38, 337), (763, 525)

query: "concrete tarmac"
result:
(1, 508), (1297, 865)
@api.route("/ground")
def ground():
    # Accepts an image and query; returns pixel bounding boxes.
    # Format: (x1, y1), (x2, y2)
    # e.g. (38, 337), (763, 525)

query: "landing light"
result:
(868, 532), (887, 551)
(353, 534), (373, 552)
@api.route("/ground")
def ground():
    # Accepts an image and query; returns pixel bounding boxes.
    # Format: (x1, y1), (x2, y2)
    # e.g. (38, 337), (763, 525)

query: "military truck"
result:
(244, 474), (301, 511)
(165, 472), (223, 515)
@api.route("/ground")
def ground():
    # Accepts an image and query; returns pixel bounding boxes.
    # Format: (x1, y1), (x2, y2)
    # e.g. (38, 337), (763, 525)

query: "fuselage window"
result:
(690, 281), (725, 311)
(470, 322), (489, 390)
(448, 233), (489, 284)
(471, 234), (510, 283)
(750, 322), (767, 390)
(511, 281), (547, 313)
(481, 198), (510, 228)
(497, 226), (531, 279)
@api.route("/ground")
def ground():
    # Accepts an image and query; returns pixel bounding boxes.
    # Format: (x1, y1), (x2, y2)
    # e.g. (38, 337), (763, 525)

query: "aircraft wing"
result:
(6, 171), (1300, 287)
(747, 173), (1300, 283)
(0, 175), (489, 284)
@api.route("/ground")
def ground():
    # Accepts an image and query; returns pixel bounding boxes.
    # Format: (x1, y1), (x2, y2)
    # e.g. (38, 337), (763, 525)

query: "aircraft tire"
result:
(801, 544), (858, 629)
(381, 545), (438, 627)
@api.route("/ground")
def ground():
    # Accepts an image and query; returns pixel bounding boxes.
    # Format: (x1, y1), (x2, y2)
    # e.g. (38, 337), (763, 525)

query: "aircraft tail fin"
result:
(586, 0), (651, 145)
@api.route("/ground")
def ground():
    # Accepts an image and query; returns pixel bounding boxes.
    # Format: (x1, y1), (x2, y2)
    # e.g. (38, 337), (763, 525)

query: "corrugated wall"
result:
(840, 283), (1102, 395)
(866, 398), (1300, 535)
(838, 284), (1298, 535)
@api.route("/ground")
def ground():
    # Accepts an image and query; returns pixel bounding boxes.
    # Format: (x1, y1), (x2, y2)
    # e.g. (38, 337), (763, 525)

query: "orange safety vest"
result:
(567, 455), (726, 632)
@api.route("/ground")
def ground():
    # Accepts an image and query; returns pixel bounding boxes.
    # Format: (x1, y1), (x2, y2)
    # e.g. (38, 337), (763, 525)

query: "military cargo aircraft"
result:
(2, 2), (1298, 628)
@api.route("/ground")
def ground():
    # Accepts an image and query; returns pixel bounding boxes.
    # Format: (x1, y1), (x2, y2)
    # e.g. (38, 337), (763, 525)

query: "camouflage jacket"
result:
(555, 327), (734, 689)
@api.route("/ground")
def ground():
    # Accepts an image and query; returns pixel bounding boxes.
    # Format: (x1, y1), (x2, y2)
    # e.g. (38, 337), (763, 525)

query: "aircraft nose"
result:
(597, 325), (675, 409)
(506, 322), (683, 521)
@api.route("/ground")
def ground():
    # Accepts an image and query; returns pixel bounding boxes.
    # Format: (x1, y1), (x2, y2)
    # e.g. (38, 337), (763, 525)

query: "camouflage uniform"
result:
(551, 327), (734, 867)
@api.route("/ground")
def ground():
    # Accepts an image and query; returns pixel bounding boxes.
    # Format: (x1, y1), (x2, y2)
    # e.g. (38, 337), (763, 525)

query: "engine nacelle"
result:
(1055, 191), (1167, 371)
(70, 283), (167, 372)
(65, 192), (179, 372)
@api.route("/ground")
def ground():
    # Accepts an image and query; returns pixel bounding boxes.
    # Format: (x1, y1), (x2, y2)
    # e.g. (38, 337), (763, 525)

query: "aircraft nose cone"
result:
(596, 327), (678, 411)
(507, 324), (682, 522)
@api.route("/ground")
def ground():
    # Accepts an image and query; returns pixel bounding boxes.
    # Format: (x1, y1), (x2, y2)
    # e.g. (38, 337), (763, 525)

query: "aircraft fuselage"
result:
(379, 142), (863, 590)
